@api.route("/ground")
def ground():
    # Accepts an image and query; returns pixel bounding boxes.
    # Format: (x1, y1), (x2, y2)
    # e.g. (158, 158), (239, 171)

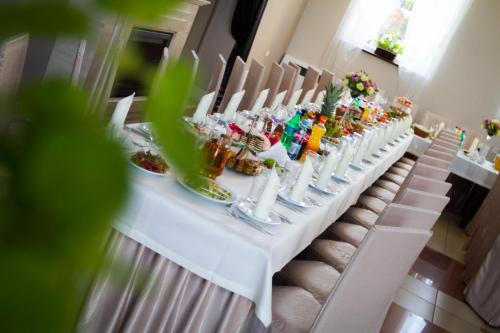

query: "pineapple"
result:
(320, 83), (343, 118)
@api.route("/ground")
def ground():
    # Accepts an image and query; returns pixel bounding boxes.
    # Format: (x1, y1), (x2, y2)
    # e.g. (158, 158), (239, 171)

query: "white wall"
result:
(247, 0), (309, 81)
(287, 0), (500, 135)
(416, 0), (500, 134)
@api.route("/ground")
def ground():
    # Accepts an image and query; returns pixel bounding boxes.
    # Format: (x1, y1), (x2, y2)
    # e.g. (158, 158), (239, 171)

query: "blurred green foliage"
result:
(0, 0), (200, 331)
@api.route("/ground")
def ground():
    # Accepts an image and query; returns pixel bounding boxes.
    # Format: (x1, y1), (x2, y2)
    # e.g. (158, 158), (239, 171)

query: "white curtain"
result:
(321, 0), (473, 98)
(398, 0), (473, 98)
(321, 0), (398, 74)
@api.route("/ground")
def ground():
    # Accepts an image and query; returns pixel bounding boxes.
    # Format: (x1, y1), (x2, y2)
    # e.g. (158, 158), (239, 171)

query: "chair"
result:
(332, 187), (447, 248)
(395, 188), (450, 213)
(310, 200), (440, 278)
(0, 34), (29, 93)
(289, 63), (302, 91)
(432, 138), (458, 151)
(286, 89), (303, 109)
(219, 56), (246, 112)
(301, 88), (316, 105)
(190, 50), (199, 83)
(315, 90), (326, 105)
(405, 174), (452, 196)
(109, 93), (135, 135)
(270, 286), (322, 333)
(250, 88), (269, 114)
(71, 39), (86, 85)
(239, 59), (265, 111)
(312, 69), (334, 102)
(206, 54), (227, 113)
(274, 226), (431, 333)
(400, 156), (416, 166)
(299, 66), (320, 103)
(425, 148), (455, 162)
(278, 260), (341, 304)
(412, 162), (450, 181)
(279, 64), (298, 106)
(263, 62), (284, 108)
(374, 179), (400, 194)
(313, 226), (430, 333)
(419, 154), (451, 169)
(431, 142), (457, 154)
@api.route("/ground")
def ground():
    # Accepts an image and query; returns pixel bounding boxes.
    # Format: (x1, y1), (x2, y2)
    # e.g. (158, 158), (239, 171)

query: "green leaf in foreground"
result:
(0, 80), (129, 332)
(0, 3), (89, 38)
(147, 62), (202, 182)
(96, 0), (183, 21)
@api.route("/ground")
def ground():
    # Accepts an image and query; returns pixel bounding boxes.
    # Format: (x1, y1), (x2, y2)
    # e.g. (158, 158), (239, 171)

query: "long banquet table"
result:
(78, 130), (413, 331)
(449, 150), (499, 190)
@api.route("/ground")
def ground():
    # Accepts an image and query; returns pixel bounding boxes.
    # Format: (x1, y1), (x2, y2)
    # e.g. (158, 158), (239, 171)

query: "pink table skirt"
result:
(77, 231), (255, 333)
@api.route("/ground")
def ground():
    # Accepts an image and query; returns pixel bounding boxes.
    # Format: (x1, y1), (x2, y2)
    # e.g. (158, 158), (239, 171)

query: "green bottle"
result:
(281, 110), (301, 149)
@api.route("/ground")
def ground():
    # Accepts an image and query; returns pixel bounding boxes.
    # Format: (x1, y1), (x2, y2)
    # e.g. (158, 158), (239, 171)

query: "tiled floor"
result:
(380, 215), (500, 333)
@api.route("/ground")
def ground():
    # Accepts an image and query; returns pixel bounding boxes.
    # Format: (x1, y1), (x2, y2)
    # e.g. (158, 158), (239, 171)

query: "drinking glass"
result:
(280, 161), (302, 191)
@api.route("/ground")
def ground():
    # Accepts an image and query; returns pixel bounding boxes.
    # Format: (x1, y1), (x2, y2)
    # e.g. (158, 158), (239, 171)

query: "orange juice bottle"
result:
(495, 154), (500, 171)
(300, 116), (327, 161)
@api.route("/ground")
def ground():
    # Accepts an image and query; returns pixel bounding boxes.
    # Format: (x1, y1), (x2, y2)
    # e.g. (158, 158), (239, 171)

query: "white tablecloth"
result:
(407, 135), (432, 157)
(449, 151), (499, 189)
(115, 133), (413, 326)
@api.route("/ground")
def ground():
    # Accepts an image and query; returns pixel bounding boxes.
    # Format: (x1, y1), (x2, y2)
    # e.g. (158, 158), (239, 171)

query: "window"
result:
(376, 0), (417, 44)
(325, 0), (472, 87)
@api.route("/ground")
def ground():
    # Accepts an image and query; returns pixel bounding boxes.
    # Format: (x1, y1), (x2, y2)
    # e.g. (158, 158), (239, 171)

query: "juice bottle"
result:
(280, 110), (301, 149)
(300, 116), (327, 161)
(287, 120), (309, 160)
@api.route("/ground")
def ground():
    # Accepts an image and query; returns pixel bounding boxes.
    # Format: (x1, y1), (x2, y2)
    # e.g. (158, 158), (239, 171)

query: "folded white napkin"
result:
(257, 141), (291, 166)
(316, 149), (340, 189)
(254, 168), (281, 220)
(192, 91), (215, 123)
(290, 155), (314, 202)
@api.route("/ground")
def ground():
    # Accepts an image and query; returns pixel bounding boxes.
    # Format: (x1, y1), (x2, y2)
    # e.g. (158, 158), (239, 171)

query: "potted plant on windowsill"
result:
(374, 34), (404, 62)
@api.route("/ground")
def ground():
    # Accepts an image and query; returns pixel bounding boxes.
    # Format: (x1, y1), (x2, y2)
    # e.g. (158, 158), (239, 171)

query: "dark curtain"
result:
(215, 0), (268, 110)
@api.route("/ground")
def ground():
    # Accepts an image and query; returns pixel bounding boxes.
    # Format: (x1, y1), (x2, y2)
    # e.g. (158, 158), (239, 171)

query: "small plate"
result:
(309, 180), (337, 195)
(129, 160), (167, 177)
(235, 201), (281, 225)
(278, 191), (314, 208)
(349, 162), (365, 171)
(177, 177), (237, 205)
(332, 173), (352, 184)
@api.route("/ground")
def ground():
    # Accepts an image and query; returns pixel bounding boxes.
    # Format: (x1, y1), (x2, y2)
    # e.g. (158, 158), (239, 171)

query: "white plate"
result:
(309, 180), (337, 195)
(129, 160), (167, 177)
(177, 178), (237, 205)
(349, 162), (365, 171)
(332, 173), (352, 184)
(235, 201), (281, 225)
(278, 191), (314, 208)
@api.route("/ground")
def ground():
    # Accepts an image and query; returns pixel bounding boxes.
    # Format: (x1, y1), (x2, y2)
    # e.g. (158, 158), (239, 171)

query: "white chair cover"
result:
(311, 226), (431, 333)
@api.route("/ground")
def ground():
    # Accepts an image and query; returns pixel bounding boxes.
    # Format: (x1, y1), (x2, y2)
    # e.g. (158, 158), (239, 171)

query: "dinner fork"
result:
(225, 207), (274, 236)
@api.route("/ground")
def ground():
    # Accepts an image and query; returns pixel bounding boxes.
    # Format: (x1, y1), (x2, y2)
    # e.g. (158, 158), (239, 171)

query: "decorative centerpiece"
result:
(374, 34), (404, 62)
(319, 83), (344, 118)
(342, 71), (378, 99)
(482, 119), (500, 138)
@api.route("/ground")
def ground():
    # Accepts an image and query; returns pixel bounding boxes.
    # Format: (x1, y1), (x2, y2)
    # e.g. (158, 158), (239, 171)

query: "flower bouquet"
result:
(482, 119), (500, 137)
(374, 34), (404, 61)
(342, 71), (378, 98)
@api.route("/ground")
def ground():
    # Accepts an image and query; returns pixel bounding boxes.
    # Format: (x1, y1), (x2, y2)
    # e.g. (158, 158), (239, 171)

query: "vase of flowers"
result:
(342, 70), (378, 99)
(482, 119), (500, 138)
(374, 34), (404, 61)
